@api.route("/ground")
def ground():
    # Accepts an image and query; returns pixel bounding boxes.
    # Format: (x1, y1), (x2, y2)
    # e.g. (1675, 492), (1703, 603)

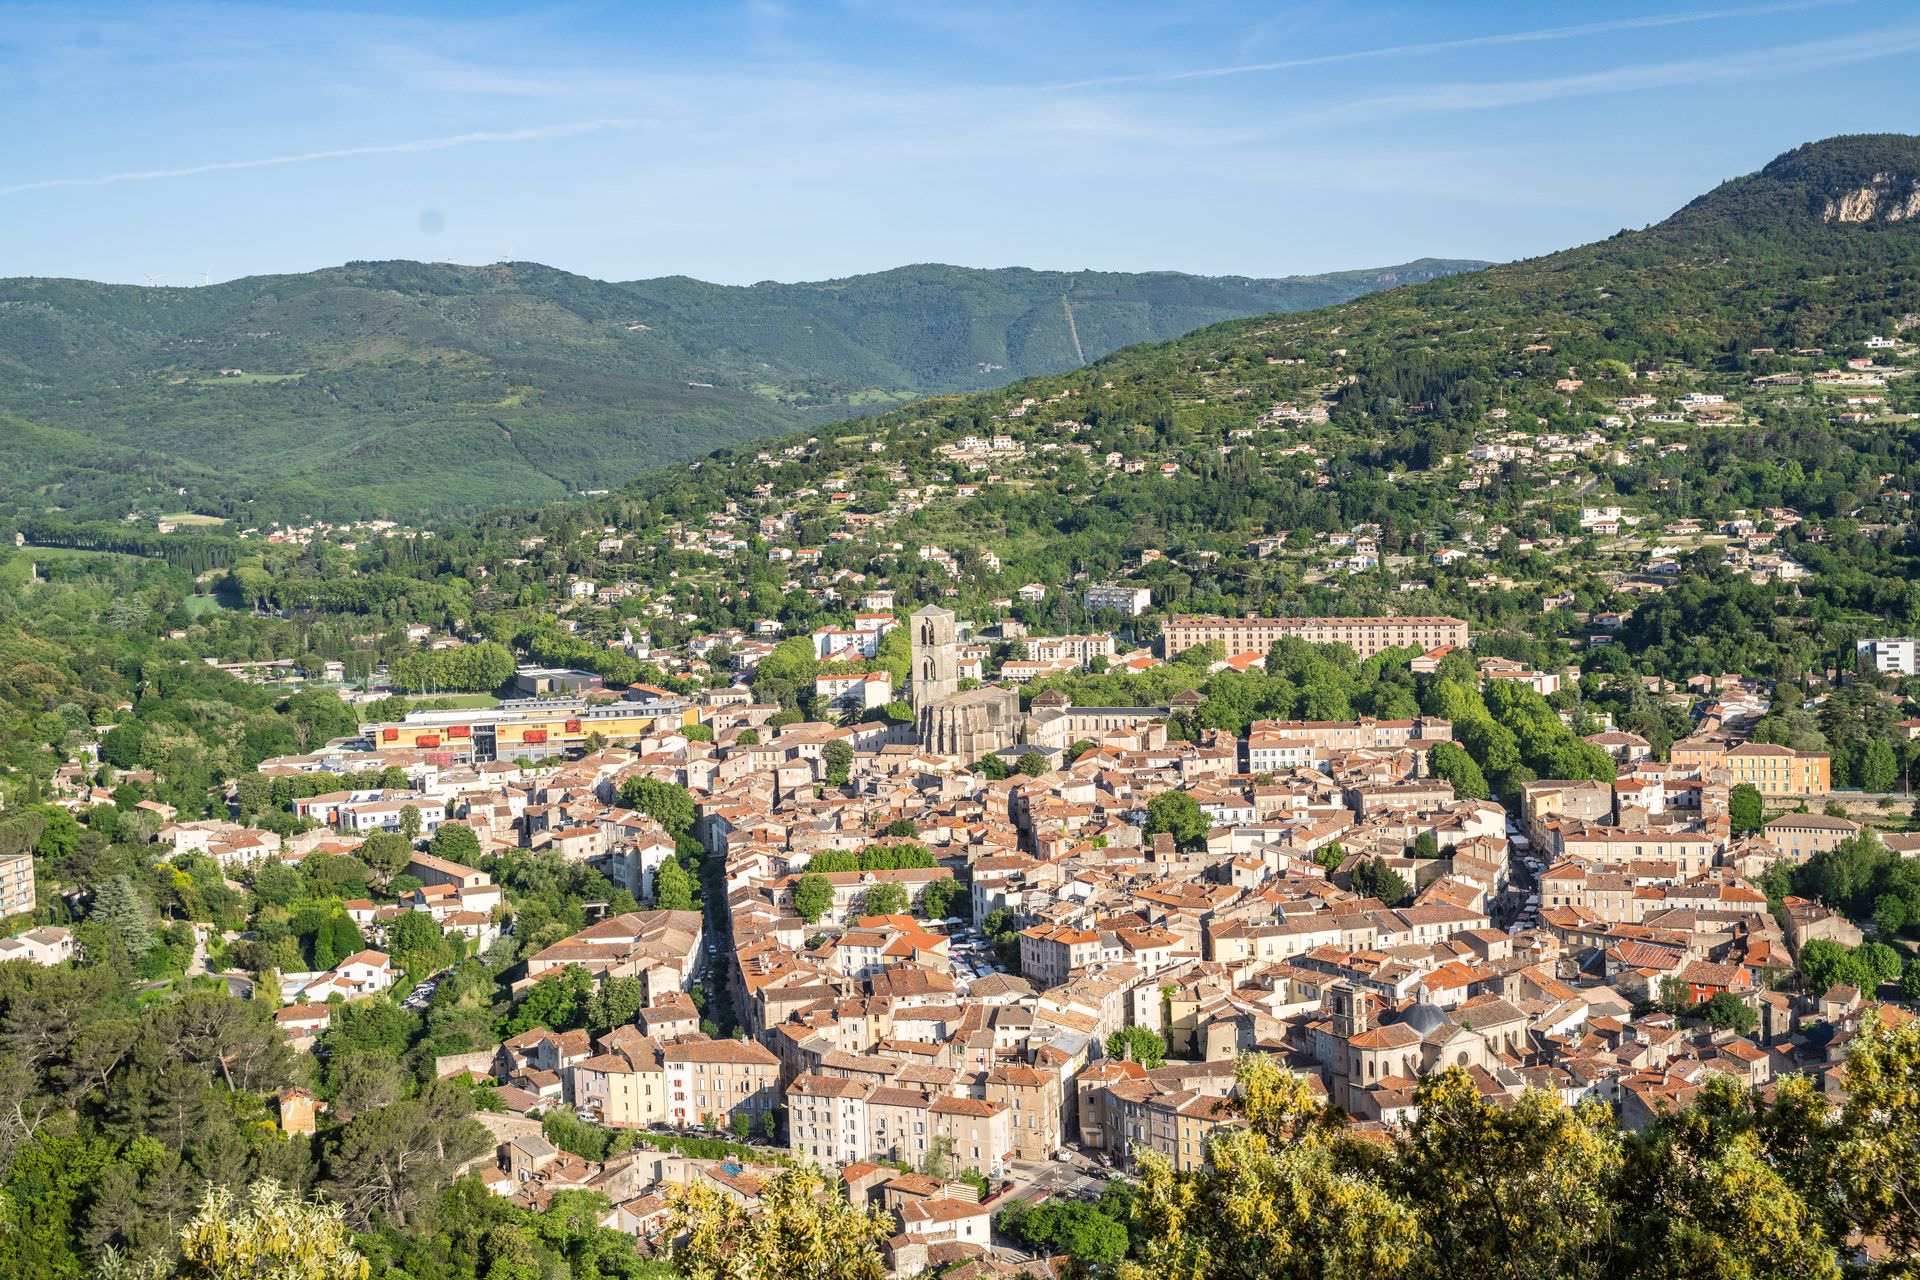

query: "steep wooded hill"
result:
(0, 258), (1481, 522)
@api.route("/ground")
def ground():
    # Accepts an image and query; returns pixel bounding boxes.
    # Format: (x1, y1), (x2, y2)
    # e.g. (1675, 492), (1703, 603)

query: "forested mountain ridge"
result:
(18, 136), (1920, 693)
(0, 256), (1481, 523)
(634, 132), (1920, 486)
(1669, 133), (1920, 232)
(528, 134), (1920, 693)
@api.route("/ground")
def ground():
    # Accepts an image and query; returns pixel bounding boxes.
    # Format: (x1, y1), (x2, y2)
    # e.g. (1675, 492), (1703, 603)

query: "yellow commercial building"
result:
(1669, 739), (1831, 798)
(359, 696), (698, 762)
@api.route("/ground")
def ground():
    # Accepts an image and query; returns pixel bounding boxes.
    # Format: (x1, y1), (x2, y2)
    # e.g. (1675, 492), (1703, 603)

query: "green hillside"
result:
(623, 132), (1920, 499)
(0, 257), (1480, 523)
(515, 135), (1919, 687)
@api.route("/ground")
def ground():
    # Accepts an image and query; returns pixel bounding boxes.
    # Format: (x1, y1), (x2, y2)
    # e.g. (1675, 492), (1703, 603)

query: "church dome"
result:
(1398, 1001), (1452, 1037)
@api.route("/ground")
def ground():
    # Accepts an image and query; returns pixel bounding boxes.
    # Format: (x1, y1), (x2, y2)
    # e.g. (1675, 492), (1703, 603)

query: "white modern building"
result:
(1857, 637), (1920, 677)
(1083, 584), (1153, 617)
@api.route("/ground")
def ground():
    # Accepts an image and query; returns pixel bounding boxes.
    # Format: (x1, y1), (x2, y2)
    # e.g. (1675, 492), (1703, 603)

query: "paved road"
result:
(990, 1154), (1122, 1263)
(184, 926), (210, 977)
(1000, 1155), (1114, 1207)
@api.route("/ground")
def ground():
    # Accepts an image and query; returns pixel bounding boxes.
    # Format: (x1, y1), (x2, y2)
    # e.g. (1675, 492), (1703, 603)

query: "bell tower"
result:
(1330, 981), (1372, 1039)
(910, 605), (958, 708)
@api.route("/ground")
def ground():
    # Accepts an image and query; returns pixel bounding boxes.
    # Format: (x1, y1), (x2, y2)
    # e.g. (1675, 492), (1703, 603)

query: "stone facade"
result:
(910, 605), (959, 708)
(918, 684), (1022, 759)
(911, 603), (1021, 759)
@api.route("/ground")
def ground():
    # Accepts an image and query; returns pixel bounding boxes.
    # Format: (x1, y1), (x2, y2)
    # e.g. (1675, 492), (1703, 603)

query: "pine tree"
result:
(90, 875), (156, 957)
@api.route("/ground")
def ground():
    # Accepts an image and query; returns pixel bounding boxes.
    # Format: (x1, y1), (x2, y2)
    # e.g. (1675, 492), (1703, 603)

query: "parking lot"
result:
(999, 1151), (1127, 1208)
(401, 973), (443, 1009)
(940, 920), (1011, 993)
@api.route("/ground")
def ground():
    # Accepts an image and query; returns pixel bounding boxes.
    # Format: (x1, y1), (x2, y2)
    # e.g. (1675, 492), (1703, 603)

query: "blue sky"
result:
(2, 0), (1916, 285)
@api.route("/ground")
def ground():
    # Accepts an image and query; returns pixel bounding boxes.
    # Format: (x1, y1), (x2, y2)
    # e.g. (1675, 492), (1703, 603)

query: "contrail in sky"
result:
(0, 117), (648, 197)
(1046, 0), (1857, 90)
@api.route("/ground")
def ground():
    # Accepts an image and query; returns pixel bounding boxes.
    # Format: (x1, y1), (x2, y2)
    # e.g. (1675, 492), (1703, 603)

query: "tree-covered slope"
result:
(527, 135), (1920, 689)
(968, 132), (1920, 451)
(667, 133), (1920, 470)
(0, 257), (1480, 522)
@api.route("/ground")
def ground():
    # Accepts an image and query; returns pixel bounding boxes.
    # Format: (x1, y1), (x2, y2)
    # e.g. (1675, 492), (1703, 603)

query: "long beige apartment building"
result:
(1162, 615), (1469, 660)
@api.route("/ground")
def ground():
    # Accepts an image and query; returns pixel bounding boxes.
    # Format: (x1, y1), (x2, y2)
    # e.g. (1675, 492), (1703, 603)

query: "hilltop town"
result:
(8, 134), (1920, 1276)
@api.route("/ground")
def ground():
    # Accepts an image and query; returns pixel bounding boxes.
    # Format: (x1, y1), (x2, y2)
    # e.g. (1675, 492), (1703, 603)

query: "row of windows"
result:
(679, 1062), (773, 1081)
(794, 1119), (896, 1137)
(1170, 624), (1459, 640)
(682, 1090), (769, 1107)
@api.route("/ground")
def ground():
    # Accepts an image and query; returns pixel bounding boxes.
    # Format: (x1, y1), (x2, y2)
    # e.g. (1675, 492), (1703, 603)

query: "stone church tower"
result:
(911, 605), (959, 707)
(909, 603), (1022, 759)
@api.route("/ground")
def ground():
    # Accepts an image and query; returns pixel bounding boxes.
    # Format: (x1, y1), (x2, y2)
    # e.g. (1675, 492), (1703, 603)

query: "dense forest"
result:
(0, 258), (1480, 523)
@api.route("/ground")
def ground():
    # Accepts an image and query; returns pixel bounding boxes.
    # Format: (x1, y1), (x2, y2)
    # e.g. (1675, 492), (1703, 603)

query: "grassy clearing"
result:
(418, 693), (501, 709)
(846, 387), (917, 406)
(192, 372), (304, 386)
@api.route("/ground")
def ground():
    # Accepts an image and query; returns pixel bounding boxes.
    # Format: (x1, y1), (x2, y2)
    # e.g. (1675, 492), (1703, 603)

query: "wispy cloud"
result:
(1297, 21), (1920, 125)
(0, 117), (649, 197)
(1046, 0), (1858, 90)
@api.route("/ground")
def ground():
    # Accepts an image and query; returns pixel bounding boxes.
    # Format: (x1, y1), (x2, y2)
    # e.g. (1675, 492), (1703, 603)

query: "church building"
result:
(910, 605), (1021, 760)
